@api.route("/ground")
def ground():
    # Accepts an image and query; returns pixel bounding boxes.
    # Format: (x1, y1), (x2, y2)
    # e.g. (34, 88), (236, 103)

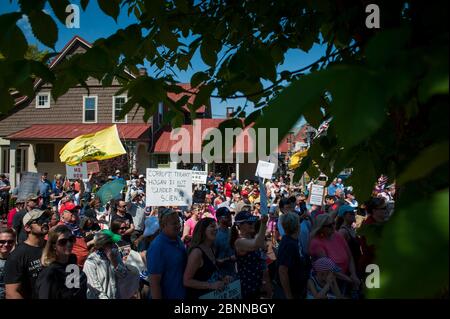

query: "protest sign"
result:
(146, 169), (192, 207)
(192, 170), (208, 184)
(87, 161), (100, 174)
(66, 163), (88, 179)
(96, 179), (126, 205)
(17, 172), (40, 201)
(199, 280), (242, 299)
(255, 160), (276, 180)
(309, 184), (325, 206)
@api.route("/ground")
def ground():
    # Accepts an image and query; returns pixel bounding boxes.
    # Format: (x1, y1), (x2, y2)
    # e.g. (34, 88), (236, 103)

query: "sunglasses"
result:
(118, 227), (128, 231)
(57, 236), (75, 246)
(32, 217), (50, 226)
(0, 240), (14, 245)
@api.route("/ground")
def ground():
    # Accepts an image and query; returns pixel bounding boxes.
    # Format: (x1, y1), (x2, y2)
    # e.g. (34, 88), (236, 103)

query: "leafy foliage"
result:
(0, 0), (448, 298)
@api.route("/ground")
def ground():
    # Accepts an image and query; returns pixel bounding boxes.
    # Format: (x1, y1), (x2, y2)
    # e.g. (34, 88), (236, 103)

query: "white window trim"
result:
(112, 95), (128, 123)
(83, 95), (98, 123)
(35, 92), (51, 108)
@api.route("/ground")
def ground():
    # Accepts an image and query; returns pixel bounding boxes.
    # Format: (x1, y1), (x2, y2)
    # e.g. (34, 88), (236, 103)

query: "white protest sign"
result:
(146, 169), (192, 207)
(66, 163), (88, 180)
(17, 172), (40, 201)
(199, 280), (242, 299)
(255, 160), (276, 180)
(191, 170), (207, 184)
(309, 184), (325, 206)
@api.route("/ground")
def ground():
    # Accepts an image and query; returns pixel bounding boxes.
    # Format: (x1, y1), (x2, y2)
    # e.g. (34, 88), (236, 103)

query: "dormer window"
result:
(36, 93), (50, 108)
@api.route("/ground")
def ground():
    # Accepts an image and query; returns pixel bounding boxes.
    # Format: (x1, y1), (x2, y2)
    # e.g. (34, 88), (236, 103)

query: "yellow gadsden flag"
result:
(288, 149), (308, 170)
(59, 125), (126, 165)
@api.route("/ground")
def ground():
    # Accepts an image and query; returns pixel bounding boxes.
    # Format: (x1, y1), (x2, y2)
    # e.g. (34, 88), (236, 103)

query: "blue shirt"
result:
(39, 179), (52, 197)
(147, 232), (187, 299)
(327, 184), (338, 196)
(277, 217), (285, 237)
(214, 227), (236, 276)
(298, 219), (312, 257)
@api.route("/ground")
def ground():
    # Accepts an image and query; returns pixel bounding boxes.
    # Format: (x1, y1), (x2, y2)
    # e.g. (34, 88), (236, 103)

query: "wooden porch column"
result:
(9, 141), (17, 189)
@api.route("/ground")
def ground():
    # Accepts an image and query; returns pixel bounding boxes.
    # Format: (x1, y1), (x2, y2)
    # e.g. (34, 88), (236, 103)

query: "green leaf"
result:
(365, 27), (411, 67)
(98, 0), (120, 21)
(193, 84), (213, 110)
(0, 87), (15, 114)
(28, 10), (58, 48)
(418, 67), (449, 103)
(48, 0), (71, 24)
(369, 189), (449, 298)
(329, 66), (387, 148)
(293, 156), (312, 182)
(160, 26), (179, 51)
(200, 36), (220, 67)
(81, 0), (90, 11)
(345, 149), (377, 202)
(254, 70), (330, 158)
(190, 71), (209, 88)
(0, 13), (27, 59)
(397, 141), (449, 185)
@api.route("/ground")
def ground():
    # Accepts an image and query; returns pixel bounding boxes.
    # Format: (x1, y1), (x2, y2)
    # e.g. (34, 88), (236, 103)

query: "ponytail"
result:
(230, 224), (240, 249)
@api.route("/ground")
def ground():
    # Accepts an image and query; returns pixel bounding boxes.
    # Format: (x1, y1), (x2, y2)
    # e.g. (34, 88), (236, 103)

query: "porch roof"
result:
(6, 124), (151, 141)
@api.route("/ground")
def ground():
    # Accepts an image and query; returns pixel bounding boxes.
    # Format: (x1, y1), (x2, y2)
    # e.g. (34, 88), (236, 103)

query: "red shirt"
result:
(7, 208), (18, 228)
(225, 182), (233, 198)
(309, 232), (351, 274)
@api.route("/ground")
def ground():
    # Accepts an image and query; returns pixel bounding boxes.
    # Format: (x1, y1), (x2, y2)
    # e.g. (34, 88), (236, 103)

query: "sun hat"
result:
(312, 257), (341, 273)
(310, 214), (334, 237)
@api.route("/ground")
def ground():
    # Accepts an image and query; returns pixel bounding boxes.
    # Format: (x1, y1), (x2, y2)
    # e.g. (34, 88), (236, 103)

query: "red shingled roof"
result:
(153, 119), (291, 154)
(6, 124), (151, 141)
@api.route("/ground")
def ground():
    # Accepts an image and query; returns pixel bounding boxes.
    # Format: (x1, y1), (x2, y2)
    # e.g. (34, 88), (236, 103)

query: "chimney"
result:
(139, 67), (147, 76)
(226, 107), (234, 118)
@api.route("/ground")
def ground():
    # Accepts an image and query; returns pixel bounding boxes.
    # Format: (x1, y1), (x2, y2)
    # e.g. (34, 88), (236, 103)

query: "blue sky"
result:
(1, 1), (325, 125)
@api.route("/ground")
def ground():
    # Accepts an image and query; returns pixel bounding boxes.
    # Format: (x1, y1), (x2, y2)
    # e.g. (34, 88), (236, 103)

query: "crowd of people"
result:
(0, 169), (395, 299)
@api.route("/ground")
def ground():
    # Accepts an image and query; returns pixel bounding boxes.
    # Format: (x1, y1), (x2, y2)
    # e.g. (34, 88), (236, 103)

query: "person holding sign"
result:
(230, 211), (269, 299)
(183, 218), (232, 299)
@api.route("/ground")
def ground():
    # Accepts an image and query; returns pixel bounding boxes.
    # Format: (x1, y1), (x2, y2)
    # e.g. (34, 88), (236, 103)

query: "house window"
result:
(15, 148), (27, 173)
(36, 93), (50, 108)
(113, 96), (127, 123)
(36, 144), (54, 163)
(1, 147), (9, 174)
(83, 96), (97, 123)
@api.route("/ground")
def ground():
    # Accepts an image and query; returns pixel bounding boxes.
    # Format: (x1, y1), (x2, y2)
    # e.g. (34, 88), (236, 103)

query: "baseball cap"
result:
(216, 207), (231, 219)
(234, 211), (258, 224)
(23, 209), (46, 226)
(139, 174), (145, 179)
(115, 170), (121, 174)
(338, 205), (356, 217)
(143, 217), (159, 237)
(63, 202), (81, 212)
(26, 194), (39, 201)
(101, 229), (121, 243)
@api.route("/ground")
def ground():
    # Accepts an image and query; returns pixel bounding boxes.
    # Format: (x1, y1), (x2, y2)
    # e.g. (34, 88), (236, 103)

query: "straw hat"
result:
(310, 214), (334, 238)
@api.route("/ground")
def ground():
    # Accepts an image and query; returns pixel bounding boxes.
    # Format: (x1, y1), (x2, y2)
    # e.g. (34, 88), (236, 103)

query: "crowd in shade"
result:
(0, 169), (395, 299)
